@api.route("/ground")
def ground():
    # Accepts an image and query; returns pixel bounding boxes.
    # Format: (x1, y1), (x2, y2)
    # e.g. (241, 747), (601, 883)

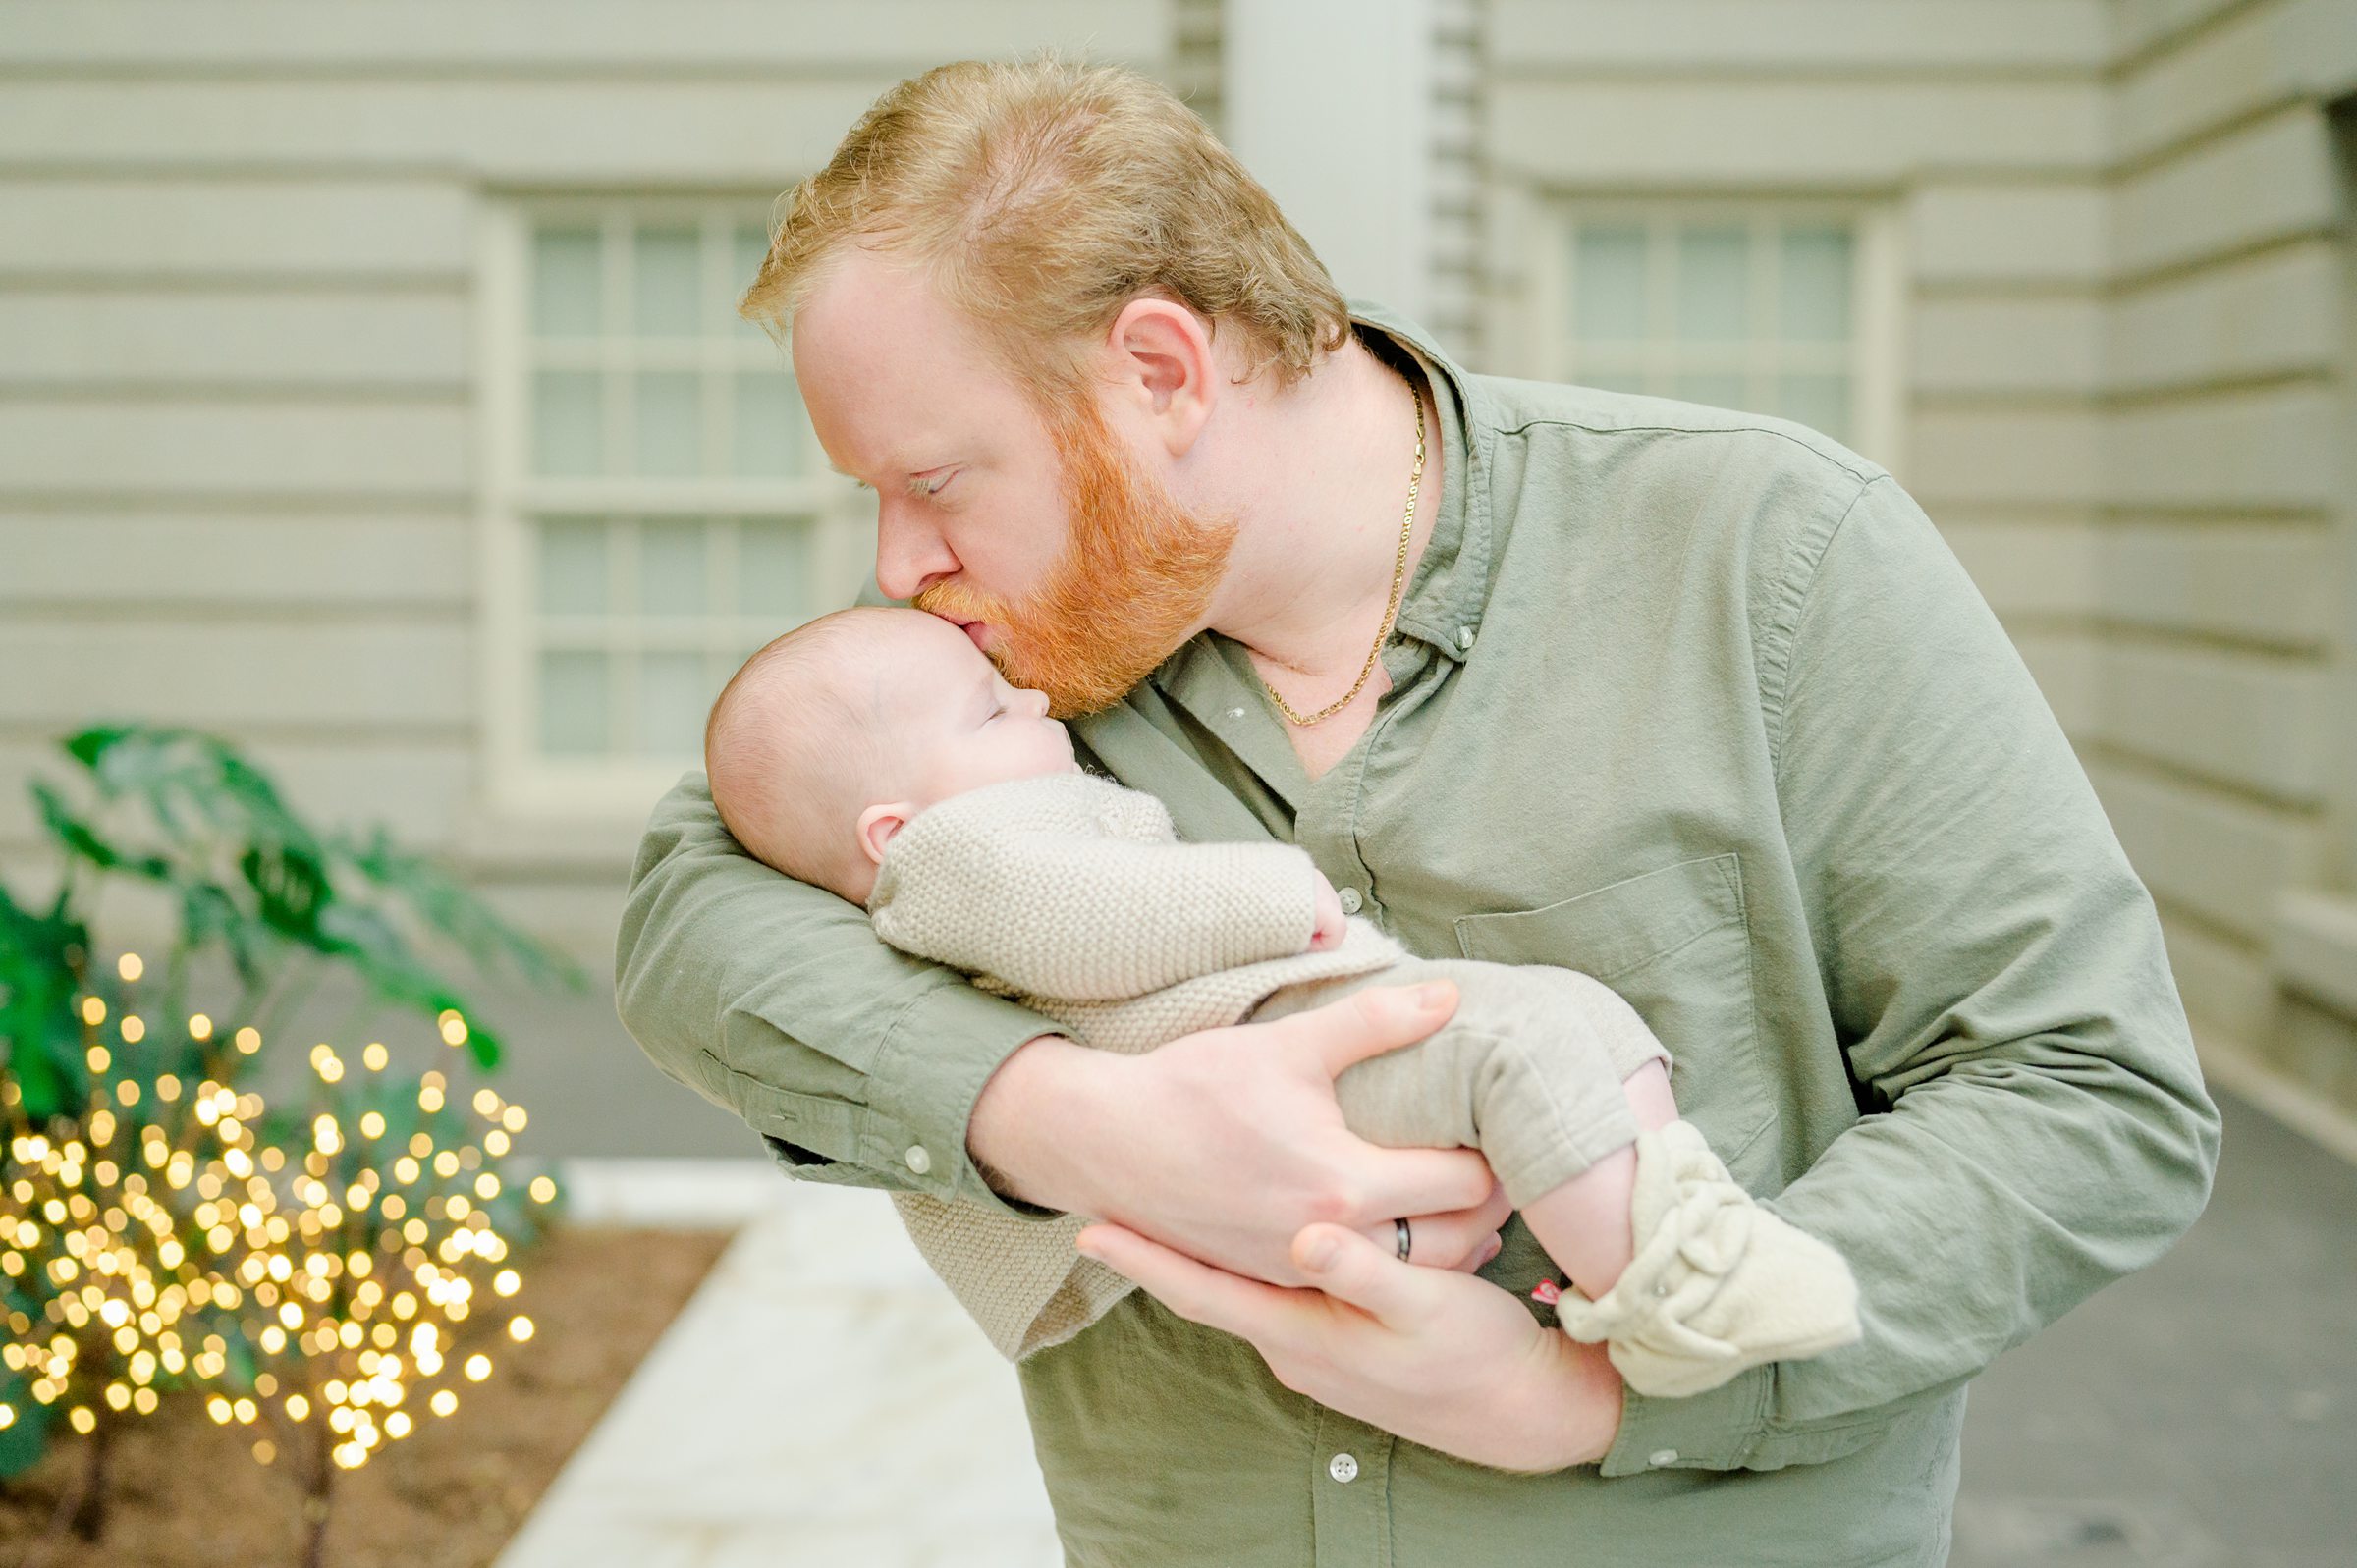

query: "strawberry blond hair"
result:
(736, 54), (1351, 404)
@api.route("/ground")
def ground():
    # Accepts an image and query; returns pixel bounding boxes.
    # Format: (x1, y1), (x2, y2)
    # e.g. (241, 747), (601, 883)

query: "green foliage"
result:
(1, 726), (587, 1113)
(0, 723), (587, 1485)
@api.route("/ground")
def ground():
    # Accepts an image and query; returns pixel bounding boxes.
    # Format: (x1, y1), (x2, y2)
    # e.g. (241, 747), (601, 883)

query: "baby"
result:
(703, 605), (1861, 1393)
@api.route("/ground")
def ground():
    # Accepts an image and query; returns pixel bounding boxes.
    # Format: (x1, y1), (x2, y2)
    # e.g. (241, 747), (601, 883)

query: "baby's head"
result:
(704, 606), (1079, 904)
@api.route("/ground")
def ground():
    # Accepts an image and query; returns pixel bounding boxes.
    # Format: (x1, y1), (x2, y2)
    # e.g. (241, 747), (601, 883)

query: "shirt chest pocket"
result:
(1452, 851), (1777, 1181)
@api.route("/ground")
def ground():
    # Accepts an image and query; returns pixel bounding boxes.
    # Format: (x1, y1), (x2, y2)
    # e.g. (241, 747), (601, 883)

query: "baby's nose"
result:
(1021, 686), (1052, 717)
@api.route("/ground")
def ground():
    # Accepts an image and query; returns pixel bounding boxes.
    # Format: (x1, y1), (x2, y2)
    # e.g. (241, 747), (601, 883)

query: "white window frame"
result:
(474, 196), (875, 824)
(1530, 198), (1907, 477)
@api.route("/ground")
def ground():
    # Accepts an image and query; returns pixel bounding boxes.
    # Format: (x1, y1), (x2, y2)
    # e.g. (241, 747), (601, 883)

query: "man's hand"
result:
(967, 981), (1507, 1286)
(1075, 1217), (1624, 1472)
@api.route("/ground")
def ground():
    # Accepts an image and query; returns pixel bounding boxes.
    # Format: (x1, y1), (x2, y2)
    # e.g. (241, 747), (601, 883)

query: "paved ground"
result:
(1952, 1090), (2357, 1568)
(501, 1089), (2354, 1567)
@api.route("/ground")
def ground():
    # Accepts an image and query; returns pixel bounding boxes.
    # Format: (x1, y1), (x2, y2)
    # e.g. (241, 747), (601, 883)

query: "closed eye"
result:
(910, 470), (955, 499)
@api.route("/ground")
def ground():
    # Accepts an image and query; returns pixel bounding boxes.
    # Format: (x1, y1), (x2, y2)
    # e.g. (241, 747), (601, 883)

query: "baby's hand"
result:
(1309, 872), (1347, 951)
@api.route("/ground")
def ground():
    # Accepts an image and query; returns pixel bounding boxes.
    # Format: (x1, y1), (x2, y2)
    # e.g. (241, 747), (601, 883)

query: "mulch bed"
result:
(0, 1223), (735, 1568)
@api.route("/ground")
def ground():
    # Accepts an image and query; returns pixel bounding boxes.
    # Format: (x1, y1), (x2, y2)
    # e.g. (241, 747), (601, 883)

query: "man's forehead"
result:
(792, 251), (1023, 469)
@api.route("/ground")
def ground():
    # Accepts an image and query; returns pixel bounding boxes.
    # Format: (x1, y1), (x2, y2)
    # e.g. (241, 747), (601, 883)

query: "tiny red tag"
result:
(1529, 1279), (1562, 1305)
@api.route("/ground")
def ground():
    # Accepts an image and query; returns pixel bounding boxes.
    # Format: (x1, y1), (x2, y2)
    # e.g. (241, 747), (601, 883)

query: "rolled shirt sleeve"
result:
(614, 772), (1068, 1219)
(1604, 471), (2222, 1476)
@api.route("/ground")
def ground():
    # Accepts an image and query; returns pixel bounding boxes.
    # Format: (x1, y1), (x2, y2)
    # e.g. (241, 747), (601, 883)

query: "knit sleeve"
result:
(869, 775), (1322, 1001)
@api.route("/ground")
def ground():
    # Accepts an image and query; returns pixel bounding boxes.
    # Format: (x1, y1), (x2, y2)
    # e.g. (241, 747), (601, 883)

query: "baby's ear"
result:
(855, 801), (915, 867)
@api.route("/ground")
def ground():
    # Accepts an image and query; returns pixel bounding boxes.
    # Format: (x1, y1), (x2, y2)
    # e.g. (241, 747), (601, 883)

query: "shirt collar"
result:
(1348, 299), (1492, 667)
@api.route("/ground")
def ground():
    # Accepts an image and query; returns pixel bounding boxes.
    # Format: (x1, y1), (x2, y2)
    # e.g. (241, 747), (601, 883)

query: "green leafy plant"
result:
(1, 725), (586, 1553)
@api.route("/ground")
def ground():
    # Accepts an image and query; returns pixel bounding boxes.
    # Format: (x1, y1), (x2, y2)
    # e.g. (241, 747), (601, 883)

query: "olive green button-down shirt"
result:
(614, 303), (2220, 1567)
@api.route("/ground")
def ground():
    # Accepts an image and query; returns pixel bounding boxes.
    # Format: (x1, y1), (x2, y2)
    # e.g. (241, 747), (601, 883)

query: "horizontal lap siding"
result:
(0, 512), (472, 608)
(0, 178), (470, 279)
(0, 81), (919, 182)
(0, 0), (1176, 903)
(1482, 6), (2116, 754)
(0, 2), (1183, 1158)
(2092, 0), (2348, 1042)
(1489, 81), (2106, 184)
(2107, 240), (2340, 392)
(0, 291), (469, 390)
(0, 622), (473, 730)
(0, 2), (1168, 68)
(1475, 0), (2350, 1049)
(1488, 2), (2110, 71)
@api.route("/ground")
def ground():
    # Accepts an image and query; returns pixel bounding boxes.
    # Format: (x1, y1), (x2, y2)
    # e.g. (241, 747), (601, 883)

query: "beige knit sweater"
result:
(869, 771), (1404, 1361)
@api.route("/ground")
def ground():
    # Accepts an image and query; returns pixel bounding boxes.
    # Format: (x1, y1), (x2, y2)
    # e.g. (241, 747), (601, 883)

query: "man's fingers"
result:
(1292, 981), (1460, 1080)
(1356, 1145), (1500, 1223)
(1075, 1223), (1301, 1339)
(1291, 1221), (1432, 1326)
(1357, 1177), (1510, 1271)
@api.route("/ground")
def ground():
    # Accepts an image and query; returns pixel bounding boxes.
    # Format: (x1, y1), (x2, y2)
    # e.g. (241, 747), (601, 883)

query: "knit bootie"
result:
(1553, 1118), (1862, 1397)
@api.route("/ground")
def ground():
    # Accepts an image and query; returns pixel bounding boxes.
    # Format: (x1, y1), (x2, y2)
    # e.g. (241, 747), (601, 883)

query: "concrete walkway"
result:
(495, 1175), (1060, 1568)
(502, 1088), (2354, 1567)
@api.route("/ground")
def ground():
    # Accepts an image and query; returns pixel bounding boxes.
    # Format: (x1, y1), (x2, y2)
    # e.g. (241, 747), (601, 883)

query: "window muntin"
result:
(1545, 205), (1896, 459)
(486, 202), (874, 814)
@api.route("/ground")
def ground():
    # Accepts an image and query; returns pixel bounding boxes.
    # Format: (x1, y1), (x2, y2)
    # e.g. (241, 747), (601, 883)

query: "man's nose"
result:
(873, 503), (958, 602)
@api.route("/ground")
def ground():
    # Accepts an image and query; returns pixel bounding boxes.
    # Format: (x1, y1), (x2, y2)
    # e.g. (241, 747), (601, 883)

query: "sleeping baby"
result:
(700, 605), (1860, 1394)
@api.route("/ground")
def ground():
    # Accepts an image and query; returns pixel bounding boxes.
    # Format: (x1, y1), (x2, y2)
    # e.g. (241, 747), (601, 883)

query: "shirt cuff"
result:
(1596, 1364), (1772, 1477)
(716, 974), (1070, 1222)
(867, 979), (1073, 1220)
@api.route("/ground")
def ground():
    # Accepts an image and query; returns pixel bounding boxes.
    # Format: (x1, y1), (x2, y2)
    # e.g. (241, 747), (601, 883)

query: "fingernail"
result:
(1074, 1238), (1102, 1261)
(1415, 982), (1451, 1008)
(1301, 1232), (1339, 1271)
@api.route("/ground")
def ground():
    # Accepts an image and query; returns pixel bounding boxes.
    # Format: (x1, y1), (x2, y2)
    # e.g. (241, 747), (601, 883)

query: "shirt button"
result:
(1327, 1452), (1359, 1484)
(1649, 1448), (1678, 1468)
(1455, 625), (1476, 651)
(1338, 888), (1363, 915)
(903, 1145), (932, 1175)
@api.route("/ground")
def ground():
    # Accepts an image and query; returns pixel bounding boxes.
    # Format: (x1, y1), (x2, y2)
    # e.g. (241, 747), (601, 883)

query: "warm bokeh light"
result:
(2, 978), (559, 1488)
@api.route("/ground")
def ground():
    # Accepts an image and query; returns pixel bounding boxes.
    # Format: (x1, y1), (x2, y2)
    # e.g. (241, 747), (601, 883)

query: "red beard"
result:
(915, 400), (1238, 718)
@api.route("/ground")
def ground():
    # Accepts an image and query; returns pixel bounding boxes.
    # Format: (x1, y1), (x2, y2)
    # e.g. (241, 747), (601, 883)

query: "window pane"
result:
(638, 519), (708, 616)
(737, 519), (813, 618)
(532, 370), (603, 476)
(1572, 226), (1647, 343)
(633, 225), (702, 337)
(1776, 373), (1851, 441)
(538, 650), (610, 755)
(1672, 372), (1747, 410)
(536, 518), (608, 614)
(732, 372), (804, 477)
(1674, 226), (1749, 341)
(531, 227), (601, 337)
(633, 651), (709, 756)
(1780, 227), (1853, 342)
(632, 372), (702, 477)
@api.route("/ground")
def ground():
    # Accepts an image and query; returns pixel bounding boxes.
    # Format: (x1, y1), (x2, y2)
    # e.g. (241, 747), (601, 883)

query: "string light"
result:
(1, 958), (560, 1485)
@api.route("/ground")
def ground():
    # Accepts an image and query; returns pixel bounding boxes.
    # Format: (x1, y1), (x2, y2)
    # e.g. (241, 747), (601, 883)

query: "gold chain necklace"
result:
(1260, 376), (1427, 728)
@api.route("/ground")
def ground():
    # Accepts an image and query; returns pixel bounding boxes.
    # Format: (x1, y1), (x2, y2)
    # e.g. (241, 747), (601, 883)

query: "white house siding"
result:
(1476, 0), (2116, 745)
(0, 1), (1178, 1157)
(2090, 0), (2357, 1111)
(1469, 0), (2357, 1116)
(5, 0), (2352, 1149)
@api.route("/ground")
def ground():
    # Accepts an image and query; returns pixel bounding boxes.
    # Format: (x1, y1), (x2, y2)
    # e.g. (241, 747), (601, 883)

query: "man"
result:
(615, 56), (2220, 1567)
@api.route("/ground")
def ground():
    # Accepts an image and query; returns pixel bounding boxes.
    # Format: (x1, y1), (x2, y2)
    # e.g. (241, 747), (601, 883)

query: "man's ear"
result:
(856, 800), (916, 867)
(1104, 297), (1217, 459)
